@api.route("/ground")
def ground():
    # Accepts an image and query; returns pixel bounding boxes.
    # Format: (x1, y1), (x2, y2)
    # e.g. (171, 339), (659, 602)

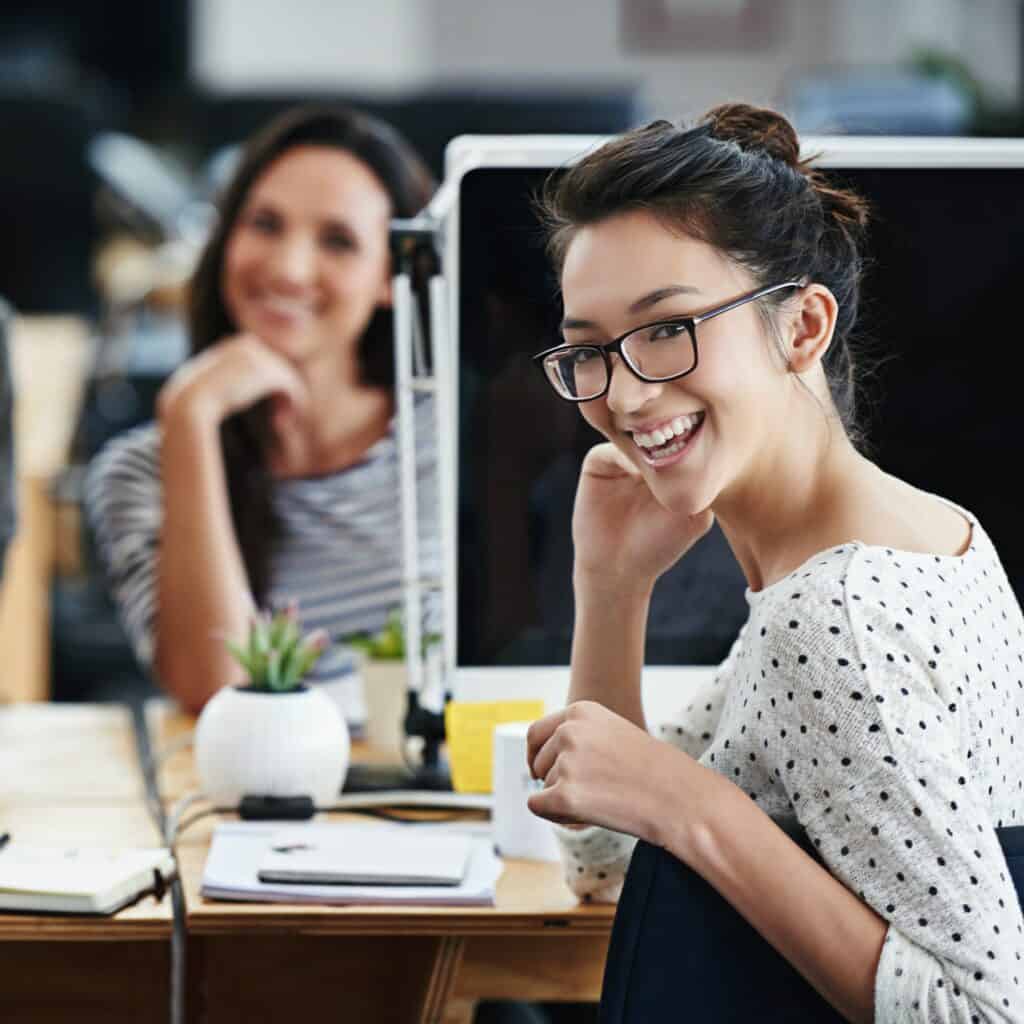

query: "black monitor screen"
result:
(457, 163), (1024, 668)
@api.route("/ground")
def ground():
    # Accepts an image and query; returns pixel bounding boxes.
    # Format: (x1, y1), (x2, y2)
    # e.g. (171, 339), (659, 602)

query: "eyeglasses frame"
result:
(532, 280), (806, 403)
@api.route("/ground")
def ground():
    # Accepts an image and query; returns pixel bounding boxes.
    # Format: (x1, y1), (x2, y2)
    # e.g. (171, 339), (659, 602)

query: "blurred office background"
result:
(0, 0), (1022, 707)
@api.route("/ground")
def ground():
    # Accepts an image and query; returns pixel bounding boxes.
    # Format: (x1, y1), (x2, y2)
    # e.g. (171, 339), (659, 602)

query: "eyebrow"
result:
(561, 285), (702, 331)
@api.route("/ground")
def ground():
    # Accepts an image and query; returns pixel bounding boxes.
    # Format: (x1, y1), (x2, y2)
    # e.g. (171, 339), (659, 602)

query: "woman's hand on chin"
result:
(572, 442), (714, 594)
(525, 700), (709, 847)
(157, 333), (311, 431)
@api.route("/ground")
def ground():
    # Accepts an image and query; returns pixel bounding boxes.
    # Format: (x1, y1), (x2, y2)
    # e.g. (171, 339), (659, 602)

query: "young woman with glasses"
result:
(525, 104), (1024, 1022)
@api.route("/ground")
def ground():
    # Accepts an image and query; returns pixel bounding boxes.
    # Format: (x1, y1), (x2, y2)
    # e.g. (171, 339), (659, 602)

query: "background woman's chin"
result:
(241, 319), (314, 360)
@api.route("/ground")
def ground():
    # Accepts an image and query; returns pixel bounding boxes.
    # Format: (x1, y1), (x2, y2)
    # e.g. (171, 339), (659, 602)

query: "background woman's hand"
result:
(157, 333), (310, 427)
(526, 700), (699, 843)
(157, 334), (312, 466)
(572, 442), (714, 589)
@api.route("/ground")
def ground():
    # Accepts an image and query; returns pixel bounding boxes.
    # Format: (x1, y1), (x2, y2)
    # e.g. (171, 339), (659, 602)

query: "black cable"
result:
(171, 802), (475, 844)
(127, 700), (184, 1024)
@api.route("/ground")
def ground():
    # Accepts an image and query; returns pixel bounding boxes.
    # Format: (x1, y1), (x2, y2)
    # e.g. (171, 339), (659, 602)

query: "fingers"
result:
(581, 442), (640, 480)
(227, 334), (312, 418)
(526, 709), (566, 777)
(530, 724), (568, 784)
(527, 765), (586, 827)
(527, 785), (579, 826)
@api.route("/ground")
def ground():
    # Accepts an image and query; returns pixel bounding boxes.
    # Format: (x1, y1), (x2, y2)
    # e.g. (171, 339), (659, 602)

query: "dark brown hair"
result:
(540, 103), (873, 447)
(188, 105), (435, 603)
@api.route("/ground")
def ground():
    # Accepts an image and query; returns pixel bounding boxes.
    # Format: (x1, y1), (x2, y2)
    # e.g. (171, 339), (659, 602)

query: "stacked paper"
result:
(201, 821), (502, 907)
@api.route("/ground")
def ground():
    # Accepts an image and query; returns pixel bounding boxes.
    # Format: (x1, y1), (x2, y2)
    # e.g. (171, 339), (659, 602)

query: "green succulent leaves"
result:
(343, 607), (440, 661)
(226, 603), (329, 692)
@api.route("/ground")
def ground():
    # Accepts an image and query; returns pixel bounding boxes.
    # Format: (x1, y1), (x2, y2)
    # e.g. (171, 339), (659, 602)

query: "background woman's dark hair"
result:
(539, 102), (874, 449)
(188, 105), (435, 603)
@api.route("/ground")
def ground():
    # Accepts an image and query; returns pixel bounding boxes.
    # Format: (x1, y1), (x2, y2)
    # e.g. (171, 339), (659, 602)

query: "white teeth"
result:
(644, 436), (686, 460)
(262, 294), (312, 316)
(631, 412), (703, 450)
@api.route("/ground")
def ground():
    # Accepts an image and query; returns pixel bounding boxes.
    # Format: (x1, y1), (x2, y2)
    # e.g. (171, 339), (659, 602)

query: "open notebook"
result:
(0, 843), (175, 915)
(203, 821), (502, 906)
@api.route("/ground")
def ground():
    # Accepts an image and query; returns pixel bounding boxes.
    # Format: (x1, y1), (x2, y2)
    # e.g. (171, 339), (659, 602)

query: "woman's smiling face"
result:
(221, 144), (393, 372)
(559, 208), (792, 515)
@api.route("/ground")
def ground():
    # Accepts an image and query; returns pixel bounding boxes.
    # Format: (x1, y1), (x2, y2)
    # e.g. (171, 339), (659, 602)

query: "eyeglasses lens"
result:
(543, 322), (695, 400)
(624, 322), (694, 380)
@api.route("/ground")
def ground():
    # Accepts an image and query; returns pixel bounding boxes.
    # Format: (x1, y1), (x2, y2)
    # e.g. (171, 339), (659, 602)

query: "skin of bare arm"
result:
(154, 335), (311, 713)
(568, 441), (713, 728)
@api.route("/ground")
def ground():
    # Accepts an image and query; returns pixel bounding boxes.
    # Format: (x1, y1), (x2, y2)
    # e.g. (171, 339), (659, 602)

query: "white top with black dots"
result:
(558, 499), (1024, 1022)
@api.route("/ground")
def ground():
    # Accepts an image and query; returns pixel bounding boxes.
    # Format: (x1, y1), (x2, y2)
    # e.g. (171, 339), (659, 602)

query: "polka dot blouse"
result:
(557, 500), (1024, 1022)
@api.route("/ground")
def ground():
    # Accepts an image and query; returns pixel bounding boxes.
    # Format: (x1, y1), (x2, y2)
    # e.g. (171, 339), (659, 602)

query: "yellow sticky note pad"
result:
(445, 700), (545, 793)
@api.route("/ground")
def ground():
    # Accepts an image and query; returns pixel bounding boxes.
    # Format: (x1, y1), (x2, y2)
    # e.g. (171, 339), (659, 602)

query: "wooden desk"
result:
(149, 700), (614, 1024)
(0, 703), (173, 1022)
(0, 702), (146, 805)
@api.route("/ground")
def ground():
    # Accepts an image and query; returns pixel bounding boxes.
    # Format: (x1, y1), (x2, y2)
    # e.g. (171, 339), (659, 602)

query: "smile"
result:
(628, 411), (705, 467)
(251, 292), (317, 320)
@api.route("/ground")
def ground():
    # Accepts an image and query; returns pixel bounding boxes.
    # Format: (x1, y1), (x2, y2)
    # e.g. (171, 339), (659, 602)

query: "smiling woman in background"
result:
(86, 106), (437, 719)
(525, 104), (1024, 1022)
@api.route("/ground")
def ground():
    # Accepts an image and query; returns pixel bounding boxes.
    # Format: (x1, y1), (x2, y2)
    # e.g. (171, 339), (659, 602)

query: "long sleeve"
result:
(761, 552), (1024, 1022)
(655, 625), (744, 759)
(85, 424), (164, 668)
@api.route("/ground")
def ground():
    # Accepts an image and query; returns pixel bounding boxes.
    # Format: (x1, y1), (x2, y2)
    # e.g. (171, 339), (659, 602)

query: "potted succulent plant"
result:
(194, 604), (350, 807)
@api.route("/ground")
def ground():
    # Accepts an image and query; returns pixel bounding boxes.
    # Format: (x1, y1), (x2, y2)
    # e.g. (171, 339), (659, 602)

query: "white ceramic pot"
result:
(195, 684), (350, 808)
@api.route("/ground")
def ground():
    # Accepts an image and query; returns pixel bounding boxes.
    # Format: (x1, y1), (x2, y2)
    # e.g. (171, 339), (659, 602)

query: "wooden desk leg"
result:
(440, 998), (478, 1024)
(420, 935), (466, 1024)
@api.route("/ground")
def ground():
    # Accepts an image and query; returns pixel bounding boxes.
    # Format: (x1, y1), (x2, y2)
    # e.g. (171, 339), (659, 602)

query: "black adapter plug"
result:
(238, 795), (315, 821)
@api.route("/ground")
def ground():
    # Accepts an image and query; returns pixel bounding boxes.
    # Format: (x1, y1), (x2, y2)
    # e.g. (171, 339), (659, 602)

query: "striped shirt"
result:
(85, 395), (440, 703)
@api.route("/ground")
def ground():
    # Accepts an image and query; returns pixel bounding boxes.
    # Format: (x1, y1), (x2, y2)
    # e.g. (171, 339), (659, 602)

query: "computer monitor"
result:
(444, 135), (1024, 716)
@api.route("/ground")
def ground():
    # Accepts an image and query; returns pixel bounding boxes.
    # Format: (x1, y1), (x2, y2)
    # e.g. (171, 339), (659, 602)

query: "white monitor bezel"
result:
(441, 133), (1024, 718)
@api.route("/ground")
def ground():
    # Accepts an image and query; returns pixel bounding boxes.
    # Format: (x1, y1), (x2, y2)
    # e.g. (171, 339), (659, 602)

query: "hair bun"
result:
(702, 102), (871, 234)
(702, 103), (801, 168)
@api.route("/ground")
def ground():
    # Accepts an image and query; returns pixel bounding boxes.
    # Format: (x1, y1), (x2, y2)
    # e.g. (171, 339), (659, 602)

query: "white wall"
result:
(423, 0), (835, 119)
(833, 0), (1019, 103)
(192, 0), (433, 91)
(191, 0), (1020, 114)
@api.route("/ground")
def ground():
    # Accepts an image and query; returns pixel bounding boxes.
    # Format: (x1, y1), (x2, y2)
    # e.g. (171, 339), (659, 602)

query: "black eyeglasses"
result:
(532, 280), (806, 403)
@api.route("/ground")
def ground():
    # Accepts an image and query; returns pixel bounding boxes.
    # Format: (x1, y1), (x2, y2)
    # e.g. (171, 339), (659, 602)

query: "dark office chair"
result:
(599, 818), (1024, 1023)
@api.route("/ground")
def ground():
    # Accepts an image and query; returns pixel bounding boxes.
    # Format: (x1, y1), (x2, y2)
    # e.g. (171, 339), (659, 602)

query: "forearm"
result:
(156, 405), (255, 713)
(569, 572), (653, 728)
(662, 766), (885, 1024)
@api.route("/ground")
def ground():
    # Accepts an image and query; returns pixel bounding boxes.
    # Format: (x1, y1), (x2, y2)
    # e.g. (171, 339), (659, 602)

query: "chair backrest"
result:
(599, 818), (1024, 1023)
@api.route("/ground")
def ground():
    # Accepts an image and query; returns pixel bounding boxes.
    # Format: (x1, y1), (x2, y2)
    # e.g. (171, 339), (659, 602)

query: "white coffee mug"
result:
(492, 721), (560, 862)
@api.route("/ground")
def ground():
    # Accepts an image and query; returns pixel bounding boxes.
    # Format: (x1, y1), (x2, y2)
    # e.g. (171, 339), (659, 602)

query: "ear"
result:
(784, 284), (837, 374)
